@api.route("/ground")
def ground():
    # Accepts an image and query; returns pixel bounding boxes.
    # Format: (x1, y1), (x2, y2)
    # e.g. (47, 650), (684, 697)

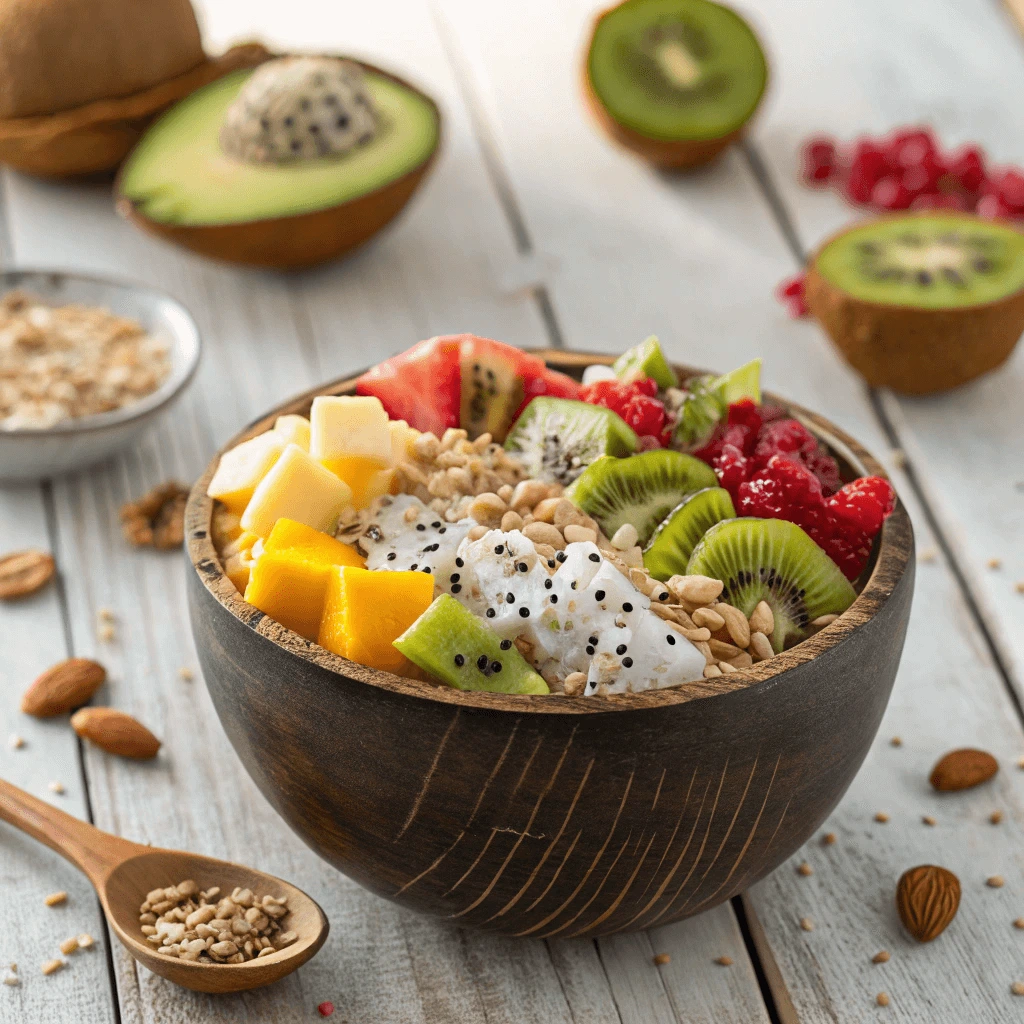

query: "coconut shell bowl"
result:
(186, 351), (914, 939)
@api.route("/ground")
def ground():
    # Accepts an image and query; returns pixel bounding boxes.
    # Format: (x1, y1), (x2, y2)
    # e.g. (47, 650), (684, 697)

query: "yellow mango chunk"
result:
(274, 414), (311, 451)
(241, 444), (351, 538)
(317, 566), (434, 675)
(207, 431), (285, 516)
(320, 455), (393, 510)
(265, 518), (364, 568)
(222, 531), (259, 560)
(310, 395), (392, 463)
(389, 419), (419, 462)
(224, 552), (253, 595)
(244, 553), (332, 640)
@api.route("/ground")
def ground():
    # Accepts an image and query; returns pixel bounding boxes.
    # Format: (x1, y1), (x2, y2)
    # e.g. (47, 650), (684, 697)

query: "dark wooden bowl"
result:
(186, 351), (914, 937)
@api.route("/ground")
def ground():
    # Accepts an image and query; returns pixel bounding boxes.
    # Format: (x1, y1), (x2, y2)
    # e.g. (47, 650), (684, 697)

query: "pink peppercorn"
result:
(318, 1002), (335, 1017)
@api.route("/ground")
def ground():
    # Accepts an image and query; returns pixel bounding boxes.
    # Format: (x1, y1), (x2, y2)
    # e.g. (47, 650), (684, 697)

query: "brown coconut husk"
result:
(0, 42), (271, 178)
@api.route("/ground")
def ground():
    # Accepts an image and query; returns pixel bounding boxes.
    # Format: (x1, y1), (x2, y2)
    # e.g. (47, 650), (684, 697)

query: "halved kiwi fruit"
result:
(686, 517), (856, 652)
(584, 0), (768, 169)
(806, 212), (1024, 394)
(568, 449), (717, 544)
(643, 486), (735, 580)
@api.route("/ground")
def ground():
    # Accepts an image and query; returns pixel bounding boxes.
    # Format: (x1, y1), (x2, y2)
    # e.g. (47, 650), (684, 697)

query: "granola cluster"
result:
(0, 290), (171, 430)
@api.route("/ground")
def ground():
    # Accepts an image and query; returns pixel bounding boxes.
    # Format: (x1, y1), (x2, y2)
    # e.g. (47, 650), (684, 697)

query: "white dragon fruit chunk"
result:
(585, 611), (706, 695)
(359, 494), (473, 593)
(221, 56), (377, 164)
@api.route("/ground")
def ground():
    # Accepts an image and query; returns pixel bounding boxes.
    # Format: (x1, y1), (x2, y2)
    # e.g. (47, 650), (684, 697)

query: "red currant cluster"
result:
(579, 376), (671, 446)
(801, 126), (1024, 217)
(693, 401), (895, 580)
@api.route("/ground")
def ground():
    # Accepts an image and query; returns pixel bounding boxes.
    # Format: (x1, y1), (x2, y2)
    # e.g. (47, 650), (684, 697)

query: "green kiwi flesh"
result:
(674, 357), (761, 448)
(393, 595), (549, 694)
(814, 214), (1024, 310)
(686, 517), (856, 652)
(505, 397), (639, 485)
(613, 335), (678, 388)
(643, 486), (735, 580)
(568, 449), (717, 545)
(588, 0), (767, 142)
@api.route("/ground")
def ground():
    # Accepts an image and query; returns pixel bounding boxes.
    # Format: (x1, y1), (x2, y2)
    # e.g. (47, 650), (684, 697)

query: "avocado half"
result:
(805, 212), (1024, 394)
(583, 0), (768, 169)
(115, 56), (441, 269)
(0, 43), (269, 179)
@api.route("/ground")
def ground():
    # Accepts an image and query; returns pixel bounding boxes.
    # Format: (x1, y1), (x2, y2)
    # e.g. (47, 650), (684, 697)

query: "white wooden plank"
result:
(430, 2), (1024, 1020)
(745, 0), (1024, 697)
(0, 483), (116, 1023)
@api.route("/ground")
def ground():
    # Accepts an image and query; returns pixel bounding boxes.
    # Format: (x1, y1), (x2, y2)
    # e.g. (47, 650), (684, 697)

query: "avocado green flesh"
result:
(588, 0), (767, 141)
(816, 215), (1024, 310)
(119, 69), (439, 226)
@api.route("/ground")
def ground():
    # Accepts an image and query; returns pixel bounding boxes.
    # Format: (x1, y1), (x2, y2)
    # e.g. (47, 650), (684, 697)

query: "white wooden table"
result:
(3, 0), (1024, 1019)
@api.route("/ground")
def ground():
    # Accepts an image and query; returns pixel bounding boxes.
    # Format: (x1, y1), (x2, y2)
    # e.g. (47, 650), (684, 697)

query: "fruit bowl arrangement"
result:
(186, 341), (913, 936)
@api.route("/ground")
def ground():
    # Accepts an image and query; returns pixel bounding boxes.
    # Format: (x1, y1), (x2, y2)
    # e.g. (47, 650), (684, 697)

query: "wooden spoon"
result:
(0, 777), (328, 993)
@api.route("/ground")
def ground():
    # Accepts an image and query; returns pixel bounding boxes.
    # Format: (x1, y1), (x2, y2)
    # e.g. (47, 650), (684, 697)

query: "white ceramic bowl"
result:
(0, 269), (201, 482)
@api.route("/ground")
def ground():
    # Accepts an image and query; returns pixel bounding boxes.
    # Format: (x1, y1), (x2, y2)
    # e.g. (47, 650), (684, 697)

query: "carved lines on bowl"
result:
(395, 710), (462, 840)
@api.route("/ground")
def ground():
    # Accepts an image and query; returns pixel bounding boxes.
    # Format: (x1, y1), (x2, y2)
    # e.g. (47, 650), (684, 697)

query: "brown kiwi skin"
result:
(805, 212), (1024, 395)
(581, 1), (768, 170)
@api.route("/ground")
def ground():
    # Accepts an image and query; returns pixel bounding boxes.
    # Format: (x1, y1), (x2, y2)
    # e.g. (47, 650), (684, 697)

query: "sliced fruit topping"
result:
(567, 449), (717, 545)
(674, 357), (761, 448)
(207, 430), (285, 516)
(613, 335), (678, 389)
(393, 594), (550, 694)
(580, 375), (670, 443)
(643, 486), (735, 580)
(263, 517), (365, 568)
(512, 364), (583, 423)
(504, 397), (638, 485)
(310, 395), (394, 508)
(356, 336), (460, 437)
(457, 335), (545, 442)
(587, 0), (768, 143)
(317, 566), (434, 676)
(686, 517), (857, 652)
(812, 213), (1024, 309)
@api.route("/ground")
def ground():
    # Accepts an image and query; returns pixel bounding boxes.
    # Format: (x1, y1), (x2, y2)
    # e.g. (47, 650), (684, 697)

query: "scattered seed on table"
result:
(77, 934), (94, 949)
(797, 862), (813, 877)
(822, 832), (837, 846)
(991, 810), (1004, 825)
(1016, 582), (1024, 595)
(9, 734), (24, 749)
(1018, 756), (1024, 770)
(874, 812), (890, 823)
(653, 953), (671, 966)
(178, 667), (194, 682)
(876, 992), (890, 1007)
(922, 815), (937, 826)
(800, 917), (814, 932)
(97, 624), (115, 643)
(890, 736), (902, 747)
(988, 558), (1003, 570)
(918, 548), (937, 563)
(872, 950), (890, 964)
(41, 959), (63, 976)
(715, 955), (733, 966)
(988, 876), (1005, 888)
(98, 608), (115, 622)
(44, 891), (66, 906)
(317, 1003), (335, 1017)
(1013, 982), (1024, 996)
(59, 937), (79, 955)
(1014, 919), (1024, 930)
(48, 781), (65, 794)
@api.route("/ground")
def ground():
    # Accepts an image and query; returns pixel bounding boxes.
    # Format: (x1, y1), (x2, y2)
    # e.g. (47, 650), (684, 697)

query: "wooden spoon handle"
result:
(0, 776), (141, 885)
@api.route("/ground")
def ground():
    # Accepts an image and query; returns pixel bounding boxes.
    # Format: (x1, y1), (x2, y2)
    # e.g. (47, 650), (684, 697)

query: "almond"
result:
(929, 748), (998, 791)
(21, 658), (106, 717)
(0, 549), (55, 599)
(896, 865), (961, 942)
(70, 708), (161, 759)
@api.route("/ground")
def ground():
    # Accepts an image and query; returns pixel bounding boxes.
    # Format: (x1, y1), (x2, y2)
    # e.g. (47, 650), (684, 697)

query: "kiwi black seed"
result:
(686, 517), (856, 652)
(568, 449), (717, 545)
(584, 0), (768, 169)
(643, 486), (736, 580)
(806, 212), (1024, 394)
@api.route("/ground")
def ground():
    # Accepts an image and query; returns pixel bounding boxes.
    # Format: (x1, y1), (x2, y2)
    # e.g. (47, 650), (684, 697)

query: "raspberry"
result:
(846, 141), (887, 203)
(871, 175), (913, 211)
(815, 529), (872, 581)
(754, 419), (818, 464)
(828, 476), (895, 535)
(625, 393), (667, 440)
(946, 145), (987, 193)
(737, 455), (824, 524)
(727, 399), (763, 444)
(713, 444), (749, 501)
(996, 169), (1024, 212)
(318, 1002), (335, 1017)
(803, 447), (842, 495)
(884, 128), (937, 171)
(580, 377), (668, 444)
(910, 192), (968, 212)
(801, 137), (838, 185)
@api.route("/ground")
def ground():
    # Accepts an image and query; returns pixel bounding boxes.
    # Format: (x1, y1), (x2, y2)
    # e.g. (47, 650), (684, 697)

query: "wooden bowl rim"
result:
(113, 52), (442, 232)
(186, 349), (913, 715)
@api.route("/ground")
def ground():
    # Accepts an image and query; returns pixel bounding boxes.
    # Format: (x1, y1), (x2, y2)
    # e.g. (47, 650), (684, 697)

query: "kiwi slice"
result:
(586, 0), (767, 162)
(686, 517), (856, 652)
(613, 335), (678, 389)
(393, 594), (549, 694)
(674, 357), (761, 448)
(567, 449), (717, 545)
(505, 397), (638, 485)
(806, 212), (1024, 393)
(643, 486), (735, 580)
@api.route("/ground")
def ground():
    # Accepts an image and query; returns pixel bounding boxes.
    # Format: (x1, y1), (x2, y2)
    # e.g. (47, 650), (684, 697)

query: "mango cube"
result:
(244, 525), (364, 639)
(273, 414), (311, 451)
(389, 419), (419, 462)
(318, 566), (434, 674)
(310, 395), (395, 508)
(207, 431), (285, 516)
(240, 444), (351, 538)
